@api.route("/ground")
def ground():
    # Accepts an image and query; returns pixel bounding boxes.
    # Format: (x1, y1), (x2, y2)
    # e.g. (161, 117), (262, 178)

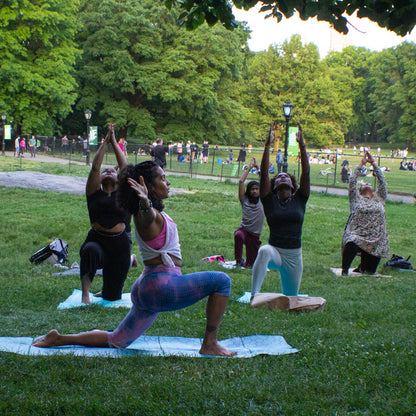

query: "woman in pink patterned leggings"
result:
(32, 161), (236, 357)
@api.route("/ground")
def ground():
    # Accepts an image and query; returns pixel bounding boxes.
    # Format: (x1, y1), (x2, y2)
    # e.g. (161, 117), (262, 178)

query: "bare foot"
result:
(32, 330), (60, 348)
(93, 291), (102, 298)
(131, 254), (138, 268)
(82, 293), (91, 304)
(199, 342), (237, 357)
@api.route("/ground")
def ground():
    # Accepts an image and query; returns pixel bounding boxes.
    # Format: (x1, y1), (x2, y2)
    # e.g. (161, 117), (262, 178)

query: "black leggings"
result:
(342, 242), (380, 274)
(80, 229), (131, 301)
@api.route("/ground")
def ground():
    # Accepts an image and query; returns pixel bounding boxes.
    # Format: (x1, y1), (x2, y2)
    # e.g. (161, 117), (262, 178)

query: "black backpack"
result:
(384, 254), (413, 270)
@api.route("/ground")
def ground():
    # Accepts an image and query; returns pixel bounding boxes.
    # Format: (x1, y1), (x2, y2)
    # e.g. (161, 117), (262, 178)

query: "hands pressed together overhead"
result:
(265, 122), (275, 148)
(249, 157), (259, 171)
(105, 123), (116, 143)
(266, 121), (305, 148)
(360, 151), (376, 167)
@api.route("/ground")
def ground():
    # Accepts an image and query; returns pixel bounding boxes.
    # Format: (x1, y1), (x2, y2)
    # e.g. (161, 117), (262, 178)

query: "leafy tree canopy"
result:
(75, 0), (249, 143)
(166, 0), (416, 36)
(241, 35), (353, 147)
(0, 0), (81, 135)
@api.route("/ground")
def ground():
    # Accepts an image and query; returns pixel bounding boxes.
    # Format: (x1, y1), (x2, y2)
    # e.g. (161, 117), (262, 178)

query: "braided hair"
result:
(117, 161), (165, 215)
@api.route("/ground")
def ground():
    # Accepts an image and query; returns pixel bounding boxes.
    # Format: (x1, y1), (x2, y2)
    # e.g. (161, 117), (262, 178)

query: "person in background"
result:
(186, 141), (191, 161)
(19, 137), (26, 157)
(234, 157), (265, 268)
(32, 160), (237, 357)
(123, 138), (128, 157)
(168, 141), (174, 157)
(251, 121), (310, 301)
(190, 141), (198, 162)
(341, 151), (389, 275)
(29, 135), (36, 158)
(399, 159), (408, 170)
(79, 124), (134, 304)
(341, 160), (351, 183)
(61, 135), (69, 155)
(276, 149), (284, 173)
(176, 140), (183, 161)
(14, 136), (20, 157)
(202, 140), (209, 163)
(237, 144), (246, 164)
(118, 138), (125, 155)
(150, 138), (168, 169)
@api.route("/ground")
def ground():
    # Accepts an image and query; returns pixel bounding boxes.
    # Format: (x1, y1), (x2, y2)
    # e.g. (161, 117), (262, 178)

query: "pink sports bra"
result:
(145, 216), (169, 249)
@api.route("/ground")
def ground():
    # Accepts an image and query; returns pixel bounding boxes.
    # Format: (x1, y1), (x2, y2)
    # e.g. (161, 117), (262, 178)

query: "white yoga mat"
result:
(220, 261), (245, 270)
(0, 335), (299, 358)
(330, 267), (392, 278)
(57, 289), (132, 310)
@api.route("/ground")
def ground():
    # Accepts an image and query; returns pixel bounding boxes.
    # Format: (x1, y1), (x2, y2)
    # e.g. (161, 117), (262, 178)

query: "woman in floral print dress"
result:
(341, 151), (390, 275)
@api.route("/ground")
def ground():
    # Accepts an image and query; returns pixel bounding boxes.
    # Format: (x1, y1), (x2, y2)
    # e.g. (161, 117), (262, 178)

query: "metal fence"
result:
(3, 138), (415, 195)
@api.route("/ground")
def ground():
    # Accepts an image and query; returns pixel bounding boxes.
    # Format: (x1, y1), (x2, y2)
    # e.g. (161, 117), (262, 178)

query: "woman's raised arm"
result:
(259, 123), (274, 198)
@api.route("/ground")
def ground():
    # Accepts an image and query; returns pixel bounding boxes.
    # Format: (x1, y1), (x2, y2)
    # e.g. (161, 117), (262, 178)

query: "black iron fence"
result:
(3, 138), (415, 195)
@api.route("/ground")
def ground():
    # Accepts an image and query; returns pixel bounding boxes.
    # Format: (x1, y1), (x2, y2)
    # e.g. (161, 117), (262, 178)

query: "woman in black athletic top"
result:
(79, 124), (133, 304)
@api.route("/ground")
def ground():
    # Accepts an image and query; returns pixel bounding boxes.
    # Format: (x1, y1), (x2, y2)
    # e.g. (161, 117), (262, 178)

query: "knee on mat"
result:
(103, 293), (122, 302)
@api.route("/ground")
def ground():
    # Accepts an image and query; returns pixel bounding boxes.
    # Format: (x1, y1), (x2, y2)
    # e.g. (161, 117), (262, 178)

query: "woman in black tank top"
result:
(79, 124), (135, 304)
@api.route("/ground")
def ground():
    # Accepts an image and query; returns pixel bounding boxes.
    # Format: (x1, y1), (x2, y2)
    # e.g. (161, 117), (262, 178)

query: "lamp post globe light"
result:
(84, 109), (92, 165)
(1, 113), (6, 155)
(282, 101), (293, 173)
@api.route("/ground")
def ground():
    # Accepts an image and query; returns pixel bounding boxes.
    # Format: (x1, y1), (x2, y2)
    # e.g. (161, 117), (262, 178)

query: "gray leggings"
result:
(251, 244), (303, 298)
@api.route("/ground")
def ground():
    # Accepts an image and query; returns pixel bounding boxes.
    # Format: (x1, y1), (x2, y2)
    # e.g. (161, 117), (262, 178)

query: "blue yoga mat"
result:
(0, 335), (298, 358)
(52, 268), (102, 277)
(57, 289), (132, 310)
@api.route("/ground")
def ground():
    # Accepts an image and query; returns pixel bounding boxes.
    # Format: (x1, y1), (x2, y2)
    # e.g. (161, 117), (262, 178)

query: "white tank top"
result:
(135, 212), (182, 268)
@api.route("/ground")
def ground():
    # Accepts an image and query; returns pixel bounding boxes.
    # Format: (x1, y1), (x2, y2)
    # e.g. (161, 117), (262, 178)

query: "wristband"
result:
(138, 199), (152, 213)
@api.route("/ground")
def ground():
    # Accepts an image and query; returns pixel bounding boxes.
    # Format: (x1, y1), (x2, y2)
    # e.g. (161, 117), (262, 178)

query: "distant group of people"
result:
(13, 135), (38, 158)
(146, 139), (210, 164)
(391, 148), (409, 158)
(400, 159), (416, 171)
(32, 122), (392, 357)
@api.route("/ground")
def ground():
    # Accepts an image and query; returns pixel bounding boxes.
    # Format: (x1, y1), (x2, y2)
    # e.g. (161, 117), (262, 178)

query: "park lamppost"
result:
(282, 101), (293, 173)
(84, 109), (92, 165)
(1, 113), (6, 155)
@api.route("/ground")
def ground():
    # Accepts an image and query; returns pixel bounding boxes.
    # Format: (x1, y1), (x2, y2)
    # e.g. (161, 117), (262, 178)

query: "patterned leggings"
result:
(107, 265), (231, 348)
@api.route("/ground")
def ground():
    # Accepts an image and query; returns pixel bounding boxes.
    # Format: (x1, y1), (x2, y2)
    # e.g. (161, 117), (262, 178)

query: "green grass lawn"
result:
(0, 164), (415, 415)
